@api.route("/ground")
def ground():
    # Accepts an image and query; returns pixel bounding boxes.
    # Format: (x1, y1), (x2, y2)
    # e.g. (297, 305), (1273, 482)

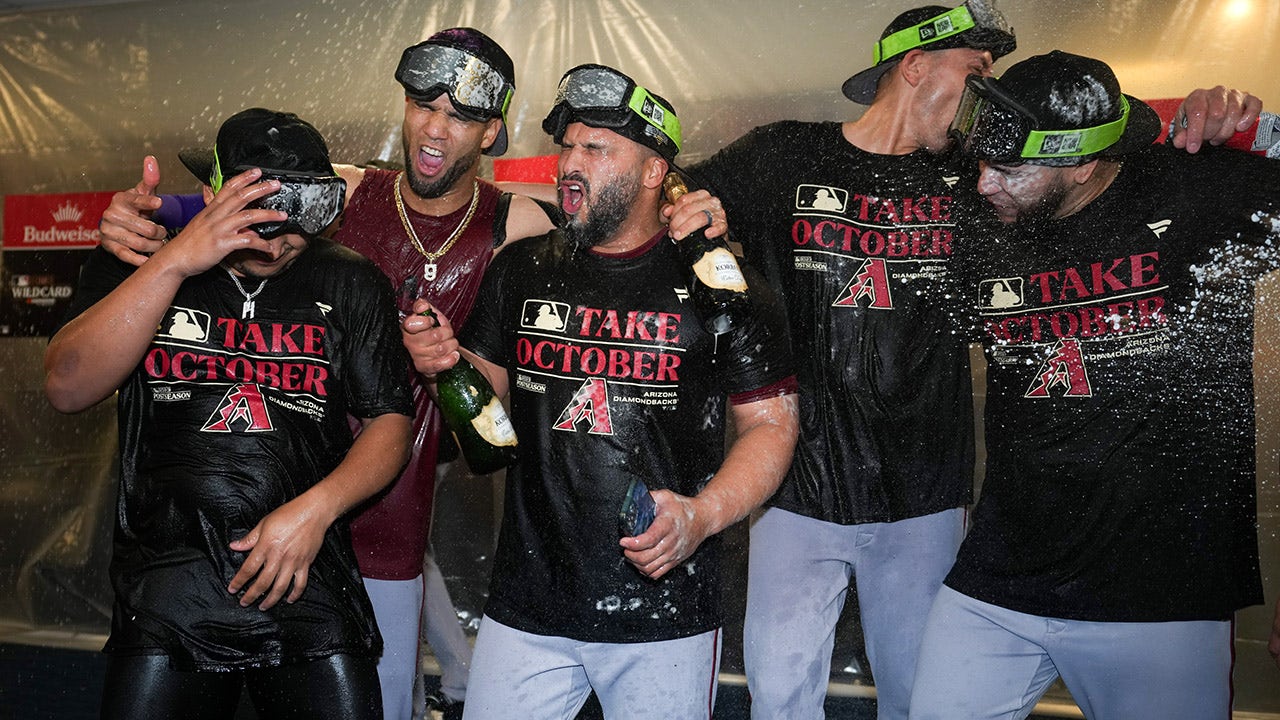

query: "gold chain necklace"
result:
(394, 172), (479, 282)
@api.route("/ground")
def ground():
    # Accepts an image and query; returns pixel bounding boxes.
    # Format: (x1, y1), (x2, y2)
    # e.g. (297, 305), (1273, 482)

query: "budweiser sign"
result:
(3, 192), (113, 249)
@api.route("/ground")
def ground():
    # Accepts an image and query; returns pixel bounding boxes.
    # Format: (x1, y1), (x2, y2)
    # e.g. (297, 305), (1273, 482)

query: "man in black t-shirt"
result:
(45, 108), (413, 720)
(909, 51), (1280, 720)
(675, 3), (1264, 717)
(402, 64), (799, 720)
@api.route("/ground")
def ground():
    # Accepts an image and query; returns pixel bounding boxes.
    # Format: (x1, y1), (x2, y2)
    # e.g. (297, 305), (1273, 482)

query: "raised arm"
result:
(45, 170), (282, 413)
(226, 410), (412, 610)
(621, 391), (800, 580)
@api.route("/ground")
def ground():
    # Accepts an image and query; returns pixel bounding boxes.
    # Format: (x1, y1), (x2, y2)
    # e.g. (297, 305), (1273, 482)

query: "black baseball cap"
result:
(842, 0), (1017, 105)
(952, 50), (1162, 166)
(542, 64), (682, 162)
(396, 27), (516, 156)
(178, 108), (345, 239)
(178, 108), (336, 184)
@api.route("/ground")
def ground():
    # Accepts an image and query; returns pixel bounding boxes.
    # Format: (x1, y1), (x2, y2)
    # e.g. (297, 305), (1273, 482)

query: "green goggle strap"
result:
(874, 5), (977, 63)
(1020, 95), (1131, 159)
(626, 85), (683, 153)
(210, 147), (225, 192)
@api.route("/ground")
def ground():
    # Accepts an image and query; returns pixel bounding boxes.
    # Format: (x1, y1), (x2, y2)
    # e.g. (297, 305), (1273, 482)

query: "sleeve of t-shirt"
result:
(457, 241), (513, 369)
(340, 258), (414, 419)
(53, 246), (135, 335)
(719, 262), (796, 397)
(687, 125), (776, 252)
(1178, 146), (1280, 273)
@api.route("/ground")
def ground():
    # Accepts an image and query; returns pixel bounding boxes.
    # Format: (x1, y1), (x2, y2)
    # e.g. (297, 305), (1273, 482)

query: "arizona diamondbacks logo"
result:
(1024, 339), (1092, 398)
(832, 257), (894, 309)
(553, 377), (614, 434)
(203, 383), (274, 432)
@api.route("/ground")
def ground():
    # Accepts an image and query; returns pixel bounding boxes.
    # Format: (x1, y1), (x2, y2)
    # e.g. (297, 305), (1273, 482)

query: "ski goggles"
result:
(541, 64), (682, 157)
(211, 152), (346, 239)
(395, 41), (513, 122)
(873, 0), (1014, 63)
(950, 74), (1131, 163)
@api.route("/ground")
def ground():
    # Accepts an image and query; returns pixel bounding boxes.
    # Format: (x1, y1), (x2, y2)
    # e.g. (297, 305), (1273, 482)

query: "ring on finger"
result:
(702, 209), (714, 226)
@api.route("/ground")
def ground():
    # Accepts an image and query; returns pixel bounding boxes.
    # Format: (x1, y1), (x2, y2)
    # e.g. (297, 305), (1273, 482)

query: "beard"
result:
(560, 169), (639, 251)
(1010, 180), (1071, 229)
(400, 134), (481, 200)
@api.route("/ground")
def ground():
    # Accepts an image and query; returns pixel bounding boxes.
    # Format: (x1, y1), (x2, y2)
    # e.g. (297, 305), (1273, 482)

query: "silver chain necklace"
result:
(225, 267), (268, 319)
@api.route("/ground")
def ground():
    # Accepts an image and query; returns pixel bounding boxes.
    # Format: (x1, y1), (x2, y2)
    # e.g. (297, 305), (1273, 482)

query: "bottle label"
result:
(471, 397), (518, 447)
(693, 247), (748, 292)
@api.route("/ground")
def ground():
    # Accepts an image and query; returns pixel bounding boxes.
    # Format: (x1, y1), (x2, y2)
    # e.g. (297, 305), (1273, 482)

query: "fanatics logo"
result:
(1146, 219), (1172, 238)
(521, 299), (569, 332)
(795, 184), (848, 214)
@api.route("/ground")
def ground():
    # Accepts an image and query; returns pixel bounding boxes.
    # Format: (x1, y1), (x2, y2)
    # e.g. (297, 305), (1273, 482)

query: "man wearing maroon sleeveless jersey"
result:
(94, 27), (551, 720)
(93, 28), (723, 719)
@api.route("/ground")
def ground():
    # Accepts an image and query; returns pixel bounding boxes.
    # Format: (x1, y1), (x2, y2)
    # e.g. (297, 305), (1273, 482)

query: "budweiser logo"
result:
(51, 202), (84, 224)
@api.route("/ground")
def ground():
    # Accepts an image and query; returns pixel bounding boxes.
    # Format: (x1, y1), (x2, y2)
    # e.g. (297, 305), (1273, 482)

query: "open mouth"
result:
(416, 145), (445, 176)
(559, 179), (585, 215)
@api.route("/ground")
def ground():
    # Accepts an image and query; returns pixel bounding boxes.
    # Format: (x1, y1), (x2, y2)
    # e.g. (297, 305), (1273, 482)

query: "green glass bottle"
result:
(421, 309), (518, 474)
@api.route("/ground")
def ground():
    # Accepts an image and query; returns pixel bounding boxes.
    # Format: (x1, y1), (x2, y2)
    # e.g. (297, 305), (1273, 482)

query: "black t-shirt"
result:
(461, 230), (793, 643)
(692, 121), (986, 523)
(63, 239), (413, 670)
(947, 145), (1280, 621)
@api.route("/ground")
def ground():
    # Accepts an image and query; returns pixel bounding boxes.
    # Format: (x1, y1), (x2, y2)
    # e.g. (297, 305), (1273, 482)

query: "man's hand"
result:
(401, 298), (461, 377)
(99, 156), (170, 266)
(663, 188), (727, 241)
(226, 491), (336, 610)
(619, 489), (715, 580)
(1171, 86), (1263, 154)
(152, 168), (282, 278)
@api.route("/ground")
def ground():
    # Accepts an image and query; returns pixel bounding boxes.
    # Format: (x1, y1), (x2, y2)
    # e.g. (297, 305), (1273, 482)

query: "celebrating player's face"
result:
(915, 48), (996, 152)
(225, 234), (310, 278)
(976, 161), (1073, 226)
(556, 123), (646, 250)
(400, 93), (497, 199)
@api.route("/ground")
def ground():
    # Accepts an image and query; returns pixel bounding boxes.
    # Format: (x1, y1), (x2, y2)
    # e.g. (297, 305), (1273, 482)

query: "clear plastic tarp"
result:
(1, 0), (1278, 713)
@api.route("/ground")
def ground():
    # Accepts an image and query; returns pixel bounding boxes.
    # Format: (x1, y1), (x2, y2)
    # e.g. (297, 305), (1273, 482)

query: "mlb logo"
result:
(980, 278), (1024, 310)
(521, 300), (570, 332)
(159, 306), (211, 342)
(796, 184), (848, 213)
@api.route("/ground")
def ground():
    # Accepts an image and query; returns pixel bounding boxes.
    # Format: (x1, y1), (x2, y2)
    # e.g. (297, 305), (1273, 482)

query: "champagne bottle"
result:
(663, 173), (751, 335)
(421, 308), (518, 475)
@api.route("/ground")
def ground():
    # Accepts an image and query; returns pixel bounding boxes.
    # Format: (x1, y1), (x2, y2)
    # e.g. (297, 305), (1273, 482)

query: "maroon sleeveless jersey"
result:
(340, 168), (501, 580)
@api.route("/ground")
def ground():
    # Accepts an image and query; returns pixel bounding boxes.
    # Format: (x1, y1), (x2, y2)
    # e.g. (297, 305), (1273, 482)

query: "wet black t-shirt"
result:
(947, 145), (1280, 621)
(462, 230), (793, 643)
(692, 121), (986, 524)
(64, 239), (413, 670)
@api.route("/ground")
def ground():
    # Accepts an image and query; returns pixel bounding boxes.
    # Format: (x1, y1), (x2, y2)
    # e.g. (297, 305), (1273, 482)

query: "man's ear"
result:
(641, 156), (668, 190)
(896, 49), (930, 90)
(480, 118), (502, 153)
(1070, 160), (1103, 185)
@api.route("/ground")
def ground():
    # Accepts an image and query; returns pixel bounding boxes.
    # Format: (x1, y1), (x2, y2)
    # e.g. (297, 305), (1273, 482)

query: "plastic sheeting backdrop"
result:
(1, 0), (1279, 711)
